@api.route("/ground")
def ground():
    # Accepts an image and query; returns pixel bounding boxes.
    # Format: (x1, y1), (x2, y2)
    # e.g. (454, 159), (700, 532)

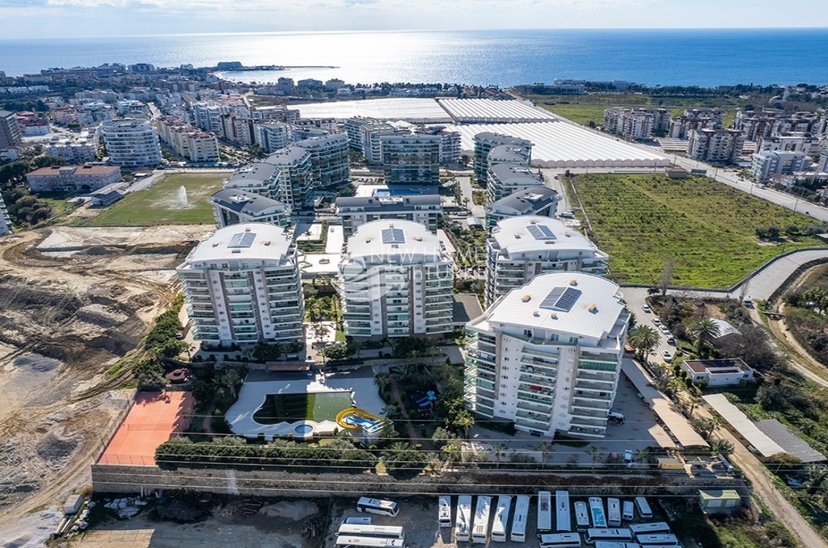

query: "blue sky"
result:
(1, 0), (826, 39)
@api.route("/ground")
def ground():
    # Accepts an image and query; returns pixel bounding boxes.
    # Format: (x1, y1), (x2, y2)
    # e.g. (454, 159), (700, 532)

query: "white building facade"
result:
(340, 220), (454, 338)
(177, 224), (303, 347)
(485, 216), (608, 307)
(100, 119), (162, 167)
(0, 195), (12, 236)
(464, 273), (629, 438)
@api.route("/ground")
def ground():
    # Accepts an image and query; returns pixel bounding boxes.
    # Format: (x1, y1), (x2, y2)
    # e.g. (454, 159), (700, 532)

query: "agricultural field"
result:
(566, 173), (825, 287)
(84, 172), (229, 226)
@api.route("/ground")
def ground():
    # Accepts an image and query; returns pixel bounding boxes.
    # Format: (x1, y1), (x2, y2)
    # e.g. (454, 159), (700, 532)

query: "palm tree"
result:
(687, 317), (721, 357)
(491, 442), (507, 469)
(374, 372), (390, 396)
(390, 441), (411, 452)
(214, 367), (240, 399)
(627, 325), (661, 361)
(710, 439), (735, 457)
(535, 441), (554, 469)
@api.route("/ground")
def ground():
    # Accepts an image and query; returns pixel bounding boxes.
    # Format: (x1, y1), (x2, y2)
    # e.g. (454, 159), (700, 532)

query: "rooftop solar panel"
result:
(539, 286), (582, 312)
(381, 228), (406, 244)
(526, 224), (556, 240)
(228, 232), (256, 248)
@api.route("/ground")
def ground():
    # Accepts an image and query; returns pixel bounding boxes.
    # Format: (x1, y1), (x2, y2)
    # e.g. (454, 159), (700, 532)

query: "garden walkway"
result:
(388, 376), (418, 442)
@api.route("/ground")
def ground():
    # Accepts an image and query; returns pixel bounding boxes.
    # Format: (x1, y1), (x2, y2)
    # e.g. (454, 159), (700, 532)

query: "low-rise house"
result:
(26, 165), (122, 193)
(681, 358), (754, 387)
(698, 489), (742, 515)
(485, 186), (559, 231)
(90, 182), (128, 206)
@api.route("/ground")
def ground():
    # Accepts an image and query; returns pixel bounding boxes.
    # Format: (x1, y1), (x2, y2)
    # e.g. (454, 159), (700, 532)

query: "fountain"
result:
(176, 186), (188, 208)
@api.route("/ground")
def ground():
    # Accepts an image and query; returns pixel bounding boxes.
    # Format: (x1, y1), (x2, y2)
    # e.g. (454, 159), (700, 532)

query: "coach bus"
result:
(589, 497), (607, 528)
(456, 495), (472, 543)
(607, 498), (621, 528)
(472, 495), (492, 544)
(438, 496), (452, 528)
(334, 536), (405, 547)
(574, 501), (590, 529)
(491, 495), (512, 542)
(356, 497), (399, 517)
(634, 497), (652, 519)
(538, 532), (582, 548)
(510, 495), (530, 542)
(337, 524), (404, 541)
(537, 491), (553, 533)
(555, 490), (571, 532)
(636, 533), (679, 546)
(584, 528), (634, 545)
(629, 522), (670, 535)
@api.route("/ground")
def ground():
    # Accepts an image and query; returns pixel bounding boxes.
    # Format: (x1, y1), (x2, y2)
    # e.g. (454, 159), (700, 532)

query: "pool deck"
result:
(226, 368), (386, 439)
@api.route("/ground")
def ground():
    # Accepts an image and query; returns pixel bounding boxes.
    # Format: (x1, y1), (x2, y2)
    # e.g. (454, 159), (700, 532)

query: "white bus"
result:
(345, 517), (373, 525)
(510, 495), (530, 543)
(556, 490), (571, 532)
(585, 528), (634, 544)
(589, 497), (607, 528)
(337, 524), (405, 541)
(438, 496), (452, 528)
(491, 495), (512, 543)
(537, 491), (553, 533)
(634, 497), (652, 519)
(622, 501), (635, 522)
(356, 497), (399, 517)
(574, 501), (590, 528)
(629, 523), (670, 535)
(472, 495), (492, 544)
(456, 495), (472, 543)
(594, 542), (642, 548)
(538, 532), (582, 548)
(636, 533), (679, 546)
(607, 498), (621, 528)
(335, 536), (405, 548)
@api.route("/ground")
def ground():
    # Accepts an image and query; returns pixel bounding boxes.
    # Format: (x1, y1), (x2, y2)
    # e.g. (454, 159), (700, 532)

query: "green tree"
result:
(710, 438), (735, 457)
(687, 317), (721, 357)
(626, 325), (660, 361)
(134, 357), (165, 390)
(535, 441), (554, 469)
(215, 367), (240, 399)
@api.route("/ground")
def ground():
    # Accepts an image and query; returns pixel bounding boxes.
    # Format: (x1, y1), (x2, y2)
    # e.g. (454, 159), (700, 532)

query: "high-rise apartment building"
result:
(210, 189), (290, 228)
(340, 220), (454, 338)
(486, 163), (545, 203)
(381, 133), (441, 185)
(100, 119), (162, 167)
(0, 195), (12, 236)
(263, 147), (315, 212)
(0, 110), (23, 148)
(686, 128), (745, 164)
(177, 224), (303, 347)
(336, 194), (442, 236)
(464, 272), (629, 438)
(485, 216), (608, 307)
(473, 133), (533, 185)
(293, 133), (350, 188)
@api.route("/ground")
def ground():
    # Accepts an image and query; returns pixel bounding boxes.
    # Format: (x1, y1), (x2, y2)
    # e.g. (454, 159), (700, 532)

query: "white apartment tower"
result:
(486, 163), (545, 203)
(293, 133), (350, 188)
(0, 195), (12, 236)
(473, 133), (533, 185)
(263, 147), (315, 212)
(340, 220), (454, 338)
(464, 273), (629, 438)
(686, 128), (745, 164)
(485, 216), (608, 307)
(177, 224), (303, 347)
(381, 133), (441, 185)
(100, 119), (162, 167)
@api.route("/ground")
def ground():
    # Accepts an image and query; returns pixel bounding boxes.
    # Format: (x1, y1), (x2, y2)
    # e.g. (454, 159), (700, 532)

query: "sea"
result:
(2, 28), (828, 88)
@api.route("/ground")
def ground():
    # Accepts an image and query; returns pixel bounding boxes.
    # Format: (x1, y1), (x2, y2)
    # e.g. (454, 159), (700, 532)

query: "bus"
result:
(634, 497), (652, 520)
(345, 517), (373, 525)
(585, 528), (634, 544)
(636, 533), (679, 546)
(356, 497), (399, 517)
(472, 495), (492, 544)
(607, 498), (621, 528)
(538, 532), (582, 548)
(456, 496), (472, 543)
(337, 524), (405, 541)
(589, 497), (607, 528)
(510, 495), (530, 543)
(556, 490), (571, 532)
(622, 501), (635, 522)
(574, 501), (590, 528)
(334, 536), (405, 547)
(537, 491), (553, 533)
(491, 495), (512, 543)
(629, 523), (671, 535)
(594, 543), (642, 548)
(438, 496), (452, 528)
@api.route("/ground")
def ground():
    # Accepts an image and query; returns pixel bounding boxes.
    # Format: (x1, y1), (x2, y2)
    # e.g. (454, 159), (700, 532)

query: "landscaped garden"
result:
(566, 173), (826, 287)
(83, 172), (230, 226)
(253, 392), (354, 424)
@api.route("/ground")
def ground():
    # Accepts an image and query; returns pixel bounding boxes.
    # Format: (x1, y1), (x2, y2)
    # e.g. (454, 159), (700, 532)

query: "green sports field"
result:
(253, 392), (354, 424)
(84, 172), (230, 226)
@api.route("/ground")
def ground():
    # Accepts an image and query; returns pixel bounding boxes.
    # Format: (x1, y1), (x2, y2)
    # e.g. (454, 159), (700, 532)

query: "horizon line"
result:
(2, 26), (828, 41)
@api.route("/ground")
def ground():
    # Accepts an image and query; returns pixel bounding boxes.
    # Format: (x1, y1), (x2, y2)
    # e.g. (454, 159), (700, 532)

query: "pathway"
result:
(388, 376), (418, 442)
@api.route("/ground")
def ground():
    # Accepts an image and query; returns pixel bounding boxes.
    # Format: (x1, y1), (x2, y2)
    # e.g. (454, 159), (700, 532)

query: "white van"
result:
(622, 501), (634, 522)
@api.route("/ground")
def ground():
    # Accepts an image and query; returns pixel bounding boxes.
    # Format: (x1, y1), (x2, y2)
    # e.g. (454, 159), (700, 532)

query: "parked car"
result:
(652, 318), (662, 327)
(641, 304), (651, 313)
(662, 350), (673, 363)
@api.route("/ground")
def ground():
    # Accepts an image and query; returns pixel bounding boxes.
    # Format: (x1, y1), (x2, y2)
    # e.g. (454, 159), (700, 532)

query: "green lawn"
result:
(253, 392), (354, 424)
(83, 172), (230, 226)
(567, 173), (825, 288)
(540, 103), (615, 126)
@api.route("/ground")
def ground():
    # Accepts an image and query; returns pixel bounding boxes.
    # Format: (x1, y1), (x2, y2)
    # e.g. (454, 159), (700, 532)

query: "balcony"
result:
(515, 412), (548, 427)
(570, 416), (608, 428)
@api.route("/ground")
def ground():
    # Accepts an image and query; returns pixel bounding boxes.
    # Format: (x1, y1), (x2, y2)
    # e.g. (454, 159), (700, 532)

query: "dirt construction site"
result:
(0, 225), (211, 545)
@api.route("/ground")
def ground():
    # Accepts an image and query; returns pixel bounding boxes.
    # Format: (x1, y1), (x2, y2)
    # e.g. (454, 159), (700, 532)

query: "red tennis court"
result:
(99, 391), (194, 466)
